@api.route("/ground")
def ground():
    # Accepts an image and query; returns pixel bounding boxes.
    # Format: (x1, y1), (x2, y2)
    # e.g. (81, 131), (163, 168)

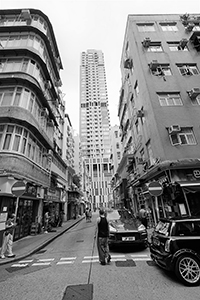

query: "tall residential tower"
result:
(80, 50), (112, 209)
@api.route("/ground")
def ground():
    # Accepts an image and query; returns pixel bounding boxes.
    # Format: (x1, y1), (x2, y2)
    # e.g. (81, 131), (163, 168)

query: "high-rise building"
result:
(80, 49), (112, 209)
(0, 8), (68, 240)
(117, 13), (200, 222)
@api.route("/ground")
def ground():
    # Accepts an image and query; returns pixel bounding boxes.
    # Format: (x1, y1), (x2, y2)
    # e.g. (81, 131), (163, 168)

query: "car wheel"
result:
(175, 254), (200, 286)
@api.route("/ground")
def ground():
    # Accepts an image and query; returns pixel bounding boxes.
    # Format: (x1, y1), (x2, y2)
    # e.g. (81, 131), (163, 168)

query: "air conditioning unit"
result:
(137, 110), (144, 118)
(47, 119), (54, 127)
(179, 38), (188, 49)
(185, 23), (194, 32)
(149, 60), (159, 71)
(124, 58), (133, 69)
(188, 88), (200, 100)
(137, 157), (144, 164)
(21, 9), (31, 20)
(41, 108), (49, 117)
(45, 80), (52, 90)
(48, 150), (53, 156)
(142, 37), (151, 48)
(168, 125), (181, 135)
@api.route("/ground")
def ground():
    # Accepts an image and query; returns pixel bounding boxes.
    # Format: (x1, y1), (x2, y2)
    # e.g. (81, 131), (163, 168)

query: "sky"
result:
(1, 0), (200, 133)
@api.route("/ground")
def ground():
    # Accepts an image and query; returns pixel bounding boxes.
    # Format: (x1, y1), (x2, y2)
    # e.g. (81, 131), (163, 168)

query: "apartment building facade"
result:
(0, 8), (68, 241)
(117, 13), (200, 223)
(80, 50), (112, 209)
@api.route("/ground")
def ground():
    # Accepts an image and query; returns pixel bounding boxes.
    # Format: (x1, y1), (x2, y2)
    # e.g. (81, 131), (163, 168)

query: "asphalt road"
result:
(0, 212), (199, 300)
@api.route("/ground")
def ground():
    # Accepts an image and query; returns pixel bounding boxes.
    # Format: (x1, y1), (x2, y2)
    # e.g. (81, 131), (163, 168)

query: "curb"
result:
(0, 217), (84, 266)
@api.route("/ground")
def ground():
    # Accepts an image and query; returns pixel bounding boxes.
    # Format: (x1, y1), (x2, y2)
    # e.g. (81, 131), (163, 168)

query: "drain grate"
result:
(76, 240), (84, 242)
(146, 260), (156, 266)
(36, 249), (47, 254)
(62, 284), (93, 300)
(115, 259), (136, 267)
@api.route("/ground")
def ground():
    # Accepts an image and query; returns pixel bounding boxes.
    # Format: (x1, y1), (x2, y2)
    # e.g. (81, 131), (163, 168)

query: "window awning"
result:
(178, 181), (200, 193)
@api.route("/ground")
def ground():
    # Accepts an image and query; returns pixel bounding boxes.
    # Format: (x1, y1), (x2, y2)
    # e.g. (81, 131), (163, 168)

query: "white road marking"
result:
(132, 258), (152, 261)
(32, 262), (51, 266)
(11, 264), (28, 267)
(18, 260), (33, 263)
(84, 256), (99, 259)
(111, 255), (126, 258)
(60, 257), (76, 261)
(131, 254), (149, 257)
(111, 258), (127, 262)
(82, 259), (99, 263)
(38, 258), (55, 262)
(57, 261), (74, 265)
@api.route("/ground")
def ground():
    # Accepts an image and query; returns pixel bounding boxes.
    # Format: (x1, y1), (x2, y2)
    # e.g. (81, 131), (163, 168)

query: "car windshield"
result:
(155, 221), (170, 236)
(107, 209), (141, 227)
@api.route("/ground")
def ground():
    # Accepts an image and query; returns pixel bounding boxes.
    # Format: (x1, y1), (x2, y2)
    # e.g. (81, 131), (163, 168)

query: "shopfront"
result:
(131, 159), (200, 224)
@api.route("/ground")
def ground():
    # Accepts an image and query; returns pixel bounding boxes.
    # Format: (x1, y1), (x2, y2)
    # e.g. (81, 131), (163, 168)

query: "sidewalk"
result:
(0, 216), (85, 266)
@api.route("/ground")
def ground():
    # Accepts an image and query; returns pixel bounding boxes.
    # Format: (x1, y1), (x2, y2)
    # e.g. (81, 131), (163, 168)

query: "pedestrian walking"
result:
(139, 205), (148, 228)
(88, 209), (92, 222)
(0, 213), (16, 259)
(95, 209), (111, 265)
(44, 211), (50, 233)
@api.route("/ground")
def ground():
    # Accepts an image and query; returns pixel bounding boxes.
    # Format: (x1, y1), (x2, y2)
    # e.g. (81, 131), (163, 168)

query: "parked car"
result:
(150, 216), (200, 286)
(107, 209), (148, 249)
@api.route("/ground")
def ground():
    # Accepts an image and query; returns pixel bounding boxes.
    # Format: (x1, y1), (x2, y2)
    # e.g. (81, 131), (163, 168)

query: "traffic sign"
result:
(11, 181), (26, 197)
(148, 181), (163, 197)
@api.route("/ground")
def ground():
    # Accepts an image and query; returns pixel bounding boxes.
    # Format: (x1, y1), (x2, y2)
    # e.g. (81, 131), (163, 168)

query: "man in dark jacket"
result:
(96, 209), (111, 265)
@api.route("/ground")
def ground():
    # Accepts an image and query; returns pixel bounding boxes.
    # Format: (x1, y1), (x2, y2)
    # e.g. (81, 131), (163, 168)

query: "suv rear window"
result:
(175, 221), (200, 236)
(155, 221), (170, 236)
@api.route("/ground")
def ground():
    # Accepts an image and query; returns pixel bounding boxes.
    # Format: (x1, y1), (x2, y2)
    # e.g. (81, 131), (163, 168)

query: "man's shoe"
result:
(100, 261), (106, 265)
(0, 255), (5, 259)
(7, 254), (15, 258)
(107, 255), (111, 263)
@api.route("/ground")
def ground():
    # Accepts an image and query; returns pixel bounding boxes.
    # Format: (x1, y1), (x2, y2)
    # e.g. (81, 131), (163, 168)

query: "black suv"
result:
(150, 217), (200, 286)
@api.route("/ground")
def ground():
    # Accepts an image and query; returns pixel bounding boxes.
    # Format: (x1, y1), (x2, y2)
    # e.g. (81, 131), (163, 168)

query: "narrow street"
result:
(0, 213), (199, 300)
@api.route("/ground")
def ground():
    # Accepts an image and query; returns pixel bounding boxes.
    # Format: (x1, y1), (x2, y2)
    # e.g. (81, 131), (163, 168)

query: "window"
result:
(117, 152), (121, 160)
(177, 64), (199, 76)
(12, 126), (22, 151)
(114, 130), (118, 138)
(160, 23), (178, 31)
(116, 142), (120, 149)
(3, 125), (14, 150)
(147, 43), (163, 52)
(151, 65), (172, 76)
(134, 80), (139, 96)
(158, 93), (183, 106)
(1, 88), (14, 106)
(168, 42), (188, 51)
(191, 94), (200, 105)
(137, 23), (155, 32)
(169, 128), (196, 146)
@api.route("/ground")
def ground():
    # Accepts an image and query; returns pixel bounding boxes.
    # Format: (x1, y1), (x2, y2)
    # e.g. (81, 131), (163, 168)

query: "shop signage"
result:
(193, 170), (200, 179)
(148, 181), (163, 197)
(11, 181), (26, 197)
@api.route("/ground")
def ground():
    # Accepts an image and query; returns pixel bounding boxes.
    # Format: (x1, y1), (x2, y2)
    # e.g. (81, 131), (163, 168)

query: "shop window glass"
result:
(4, 60), (14, 72)
(28, 93), (34, 112)
(13, 87), (22, 106)
(20, 129), (28, 154)
(21, 35), (28, 47)
(12, 126), (22, 151)
(3, 125), (14, 150)
(21, 89), (30, 109)
(21, 59), (28, 72)
(27, 35), (34, 47)
(1, 89), (14, 106)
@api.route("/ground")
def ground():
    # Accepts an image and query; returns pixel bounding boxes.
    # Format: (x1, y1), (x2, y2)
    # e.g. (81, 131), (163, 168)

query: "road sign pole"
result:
(14, 196), (20, 221)
(155, 196), (160, 220)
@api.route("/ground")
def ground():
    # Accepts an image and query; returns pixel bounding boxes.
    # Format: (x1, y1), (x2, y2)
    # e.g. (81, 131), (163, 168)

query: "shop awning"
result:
(178, 181), (200, 193)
